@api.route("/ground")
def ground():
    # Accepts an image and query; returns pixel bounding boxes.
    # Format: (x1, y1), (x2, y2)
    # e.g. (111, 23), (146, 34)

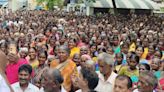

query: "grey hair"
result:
(97, 52), (115, 66)
(140, 71), (158, 88)
(85, 60), (95, 66)
(52, 68), (64, 84)
(152, 58), (161, 64)
(58, 45), (70, 55)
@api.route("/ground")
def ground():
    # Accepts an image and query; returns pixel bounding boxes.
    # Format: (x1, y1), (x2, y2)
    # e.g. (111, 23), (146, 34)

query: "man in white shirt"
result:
(11, 64), (39, 92)
(0, 51), (12, 92)
(0, 74), (11, 92)
(95, 52), (117, 92)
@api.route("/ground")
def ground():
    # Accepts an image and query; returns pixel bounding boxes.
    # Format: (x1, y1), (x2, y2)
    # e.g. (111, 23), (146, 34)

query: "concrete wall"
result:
(28, 0), (37, 10)
(8, 0), (27, 11)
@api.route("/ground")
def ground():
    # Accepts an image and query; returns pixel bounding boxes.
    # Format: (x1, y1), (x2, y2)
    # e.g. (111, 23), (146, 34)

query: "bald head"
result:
(0, 50), (8, 72)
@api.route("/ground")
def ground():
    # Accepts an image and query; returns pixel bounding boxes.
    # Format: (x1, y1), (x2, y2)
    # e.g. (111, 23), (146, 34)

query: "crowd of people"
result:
(0, 10), (163, 92)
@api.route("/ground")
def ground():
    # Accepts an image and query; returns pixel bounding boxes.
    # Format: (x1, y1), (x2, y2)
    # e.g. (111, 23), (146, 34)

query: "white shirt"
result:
(75, 89), (82, 92)
(11, 82), (40, 92)
(0, 74), (10, 92)
(95, 71), (117, 92)
(40, 86), (67, 92)
(133, 89), (156, 92)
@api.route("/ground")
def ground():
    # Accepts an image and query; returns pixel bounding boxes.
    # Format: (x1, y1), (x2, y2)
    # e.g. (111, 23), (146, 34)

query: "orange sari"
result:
(50, 59), (77, 91)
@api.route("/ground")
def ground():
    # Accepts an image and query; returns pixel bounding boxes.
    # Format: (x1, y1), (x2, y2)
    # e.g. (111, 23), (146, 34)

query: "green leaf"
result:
(36, 0), (64, 10)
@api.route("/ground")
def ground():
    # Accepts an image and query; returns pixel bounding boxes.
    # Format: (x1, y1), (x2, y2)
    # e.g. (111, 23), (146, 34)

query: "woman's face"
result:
(58, 48), (69, 63)
(45, 30), (51, 36)
(113, 37), (119, 46)
(20, 51), (27, 59)
(107, 47), (113, 55)
(42, 45), (48, 51)
(148, 35), (153, 42)
(27, 34), (32, 39)
(150, 58), (160, 71)
(49, 37), (56, 46)
(140, 35), (145, 41)
(68, 40), (76, 49)
(80, 47), (88, 56)
(139, 64), (147, 72)
(136, 47), (143, 57)
(90, 45), (96, 53)
(38, 53), (47, 65)
(126, 53), (131, 65)
(121, 45), (128, 54)
(148, 45), (154, 55)
(29, 48), (36, 60)
(103, 38), (108, 45)
(96, 37), (101, 44)
(143, 39), (149, 47)
(129, 57), (138, 69)
(154, 51), (161, 59)
(73, 54), (80, 65)
(158, 41), (163, 50)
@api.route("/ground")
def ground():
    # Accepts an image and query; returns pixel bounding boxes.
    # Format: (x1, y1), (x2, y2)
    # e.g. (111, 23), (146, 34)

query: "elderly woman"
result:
(50, 45), (77, 91)
(133, 71), (158, 92)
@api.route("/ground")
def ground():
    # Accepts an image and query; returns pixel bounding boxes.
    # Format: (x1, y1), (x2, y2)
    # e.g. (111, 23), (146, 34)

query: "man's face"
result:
(113, 79), (131, 92)
(41, 70), (59, 92)
(98, 60), (110, 76)
(18, 70), (30, 85)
